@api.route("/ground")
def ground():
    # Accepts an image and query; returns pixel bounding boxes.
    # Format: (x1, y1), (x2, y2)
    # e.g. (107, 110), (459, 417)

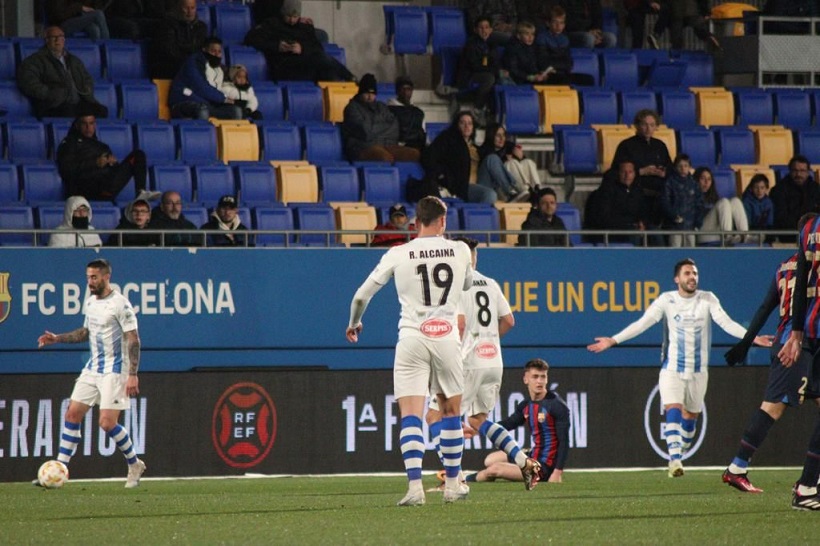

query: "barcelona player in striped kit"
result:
(36, 259), (146, 488)
(588, 259), (771, 478)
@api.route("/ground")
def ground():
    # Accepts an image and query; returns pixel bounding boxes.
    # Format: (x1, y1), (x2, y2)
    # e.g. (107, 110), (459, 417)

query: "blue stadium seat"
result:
(658, 90), (697, 128)
(94, 81), (119, 118)
(554, 125), (598, 174)
(797, 129), (820, 165)
(176, 121), (218, 163)
(439, 46), (462, 88)
(425, 122), (449, 144)
(392, 7), (429, 54)
(500, 87), (540, 134)
(254, 82), (284, 121)
(774, 90), (813, 128)
(293, 204), (337, 246)
(21, 163), (63, 203)
(119, 81), (159, 121)
(194, 164), (236, 204)
(645, 60), (686, 88)
(734, 89), (774, 126)
(570, 49), (600, 87)
(320, 165), (360, 202)
(95, 121), (134, 159)
(224, 45), (269, 83)
(303, 123), (344, 163)
(102, 41), (147, 81)
(361, 166), (401, 205)
(185, 205), (209, 229)
(150, 164), (194, 203)
(716, 127), (755, 166)
(114, 179), (137, 206)
(619, 91), (657, 126)
(14, 38), (41, 64)
(555, 204), (582, 246)
(601, 52), (639, 90)
(674, 50), (713, 87)
(196, 3), (212, 34)
(395, 161), (424, 201)
(633, 48), (669, 82)
(711, 167), (737, 199)
(91, 205), (121, 234)
(460, 206), (500, 243)
(35, 204), (65, 246)
(213, 3), (252, 45)
(68, 41), (102, 79)
(235, 163), (278, 206)
(254, 205), (296, 246)
(0, 205), (35, 246)
(428, 7), (467, 54)
(285, 85), (323, 123)
(677, 128), (717, 168)
(5, 120), (47, 162)
(0, 163), (20, 203)
(580, 89), (618, 125)
(0, 39), (16, 80)
(0, 81), (34, 118)
(259, 121), (302, 161)
(323, 43), (347, 67)
(135, 122), (177, 164)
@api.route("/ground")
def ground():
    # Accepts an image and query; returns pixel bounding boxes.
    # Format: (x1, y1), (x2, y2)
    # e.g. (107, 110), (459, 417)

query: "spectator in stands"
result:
(149, 190), (202, 247)
(551, 0), (617, 49)
(422, 110), (497, 204)
(696, 166), (749, 245)
(517, 187), (567, 247)
(661, 154), (704, 247)
(149, 0), (208, 80)
(106, 196), (161, 247)
(647, 0), (720, 51)
(769, 155), (820, 242)
(503, 21), (560, 85)
(169, 37), (243, 120)
(341, 74), (420, 164)
(478, 122), (539, 202)
(221, 65), (262, 120)
(461, 0), (519, 45)
(57, 113), (155, 202)
(386, 76), (427, 152)
(200, 195), (249, 247)
(372, 204), (417, 247)
(585, 160), (648, 245)
(251, 0), (329, 43)
(458, 16), (503, 125)
(48, 196), (103, 248)
(535, 6), (596, 86)
(17, 26), (108, 120)
(624, 0), (662, 49)
(102, 0), (164, 39)
(46, 0), (110, 40)
(244, 0), (354, 82)
(742, 173), (774, 233)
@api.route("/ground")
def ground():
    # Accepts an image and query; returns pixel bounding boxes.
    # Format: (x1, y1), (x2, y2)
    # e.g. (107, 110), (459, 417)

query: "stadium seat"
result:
(20, 163), (64, 203)
(734, 89), (774, 126)
(535, 86), (579, 134)
(732, 165), (776, 195)
(570, 49), (600, 87)
(653, 126), (677, 160)
(235, 163), (277, 206)
(619, 90), (657, 126)
(6, 120), (47, 162)
(196, 2), (212, 34)
(554, 125), (598, 174)
(581, 89), (619, 125)
(392, 7), (429, 54)
(95, 121), (134, 160)
(320, 165), (361, 202)
(150, 164), (194, 203)
(797, 129), (820, 165)
(657, 90), (697, 128)
(460, 206), (500, 243)
(212, 3), (253, 45)
(194, 164), (236, 204)
(645, 60), (686, 88)
(0, 163), (20, 203)
(425, 122), (448, 144)
(176, 121), (218, 163)
(135, 122), (177, 164)
(66, 41), (102, 79)
(774, 91), (813, 129)
(293, 203), (337, 245)
(276, 164), (319, 204)
(692, 87), (734, 127)
(285, 84), (324, 123)
(94, 81), (119, 118)
(254, 82), (284, 121)
(216, 123), (259, 162)
(14, 38), (41, 64)
(438, 45), (462, 88)
(394, 161), (425, 201)
(601, 52), (639, 90)
(716, 127), (755, 166)
(677, 127), (717, 167)
(361, 166), (401, 205)
(119, 81), (159, 121)
(555, 204), (582, 246)
(0, 39), (16, 80)
(675, 51), (713, 87)
(711, 167), (738, 199)
(336, 204), (378, 246)
(91, 205), (121, 234)
(259, 122), (302, 161)
(323, 43), (347, 67)
(48, 118), (74, 159)
(319, 82), (357, 123)
(153, 79), (172, 121)
(102, 40), (147, 81)
(496, 203), (530, 245)
(35, 204), (65, 246)
(184, 205), (208, 229)
(0, 81), (34, 118)
(224, 45), (268, 83)
(254, 205), (296, 246)
(753, 126), (794, 166)
(500, 86), (540, 134)
(0, 205), (35, 246)
(632, 46), (668, 83)
(303, 123), (344, 163)
(595, 125), (633, 172)
(428, 7), (467, 54)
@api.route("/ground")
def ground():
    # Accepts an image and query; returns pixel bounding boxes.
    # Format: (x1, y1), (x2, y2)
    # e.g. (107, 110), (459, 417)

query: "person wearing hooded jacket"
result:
(48, 196), (103, 248)
(199, 195), (250, 247)
(106, 197), (161, 247)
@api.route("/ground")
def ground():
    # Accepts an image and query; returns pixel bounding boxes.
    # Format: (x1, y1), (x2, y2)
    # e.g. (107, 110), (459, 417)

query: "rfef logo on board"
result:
(212, 382), (278, 468)
(0, 273), (11, 324)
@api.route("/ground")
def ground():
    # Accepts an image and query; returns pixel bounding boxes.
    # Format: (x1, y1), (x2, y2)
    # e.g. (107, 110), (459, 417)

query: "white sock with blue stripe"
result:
(399, 416), (424, 489)
(665, 407), (683, 460)
(108, 424), (138, 465)
(57, 420), (81, 465)
(439, 416), (464, 489)
(479, 420), (527, 467)
(428, 420), (444, 466)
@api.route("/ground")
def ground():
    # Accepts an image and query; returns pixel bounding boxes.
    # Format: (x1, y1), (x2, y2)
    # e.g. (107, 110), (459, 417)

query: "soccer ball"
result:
(37, 460), (69, 489)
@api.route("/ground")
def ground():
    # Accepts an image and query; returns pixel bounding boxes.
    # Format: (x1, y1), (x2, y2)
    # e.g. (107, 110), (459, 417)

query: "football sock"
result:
(57, 421), (81, 465)
(428, 420), (444, 466)
(664, 407), (683, 461)
(464, 472), (478, 482)
(730, 408), (775, 473)
(440, 416), (464, 487)
(680, 417), (697, 453)
(479, 420), (527, 467)
(798, 412), (820, 488)
(399, 416), (424, 484)
(108, 424), (138, 465)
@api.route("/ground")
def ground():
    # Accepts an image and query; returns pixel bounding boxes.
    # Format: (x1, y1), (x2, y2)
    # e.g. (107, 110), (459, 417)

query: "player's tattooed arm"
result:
(125, 330), (141, 375)
(58, 327), (89, 344)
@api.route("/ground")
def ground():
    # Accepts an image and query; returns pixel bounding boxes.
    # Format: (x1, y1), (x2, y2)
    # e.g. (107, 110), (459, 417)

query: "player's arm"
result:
(725, 281), (778, 366)
(346, 277), (384, 342)
(124, 329), (140, 397)
(498, 313), (514, 337)
(550, 402), (571, 483)
(587, 299), (665, 352)
(497, 401), (526, 430)
(37, 327), (89, 348)
(781, 246), (809, 365)
(709, 295), (771, 346)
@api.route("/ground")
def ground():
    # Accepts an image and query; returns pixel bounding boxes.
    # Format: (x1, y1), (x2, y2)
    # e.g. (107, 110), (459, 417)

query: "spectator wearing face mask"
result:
(48, 196), (103, 247)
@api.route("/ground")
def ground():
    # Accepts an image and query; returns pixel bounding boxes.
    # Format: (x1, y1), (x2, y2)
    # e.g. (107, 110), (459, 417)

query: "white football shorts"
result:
(658, 369), (708, 413)
(394, 336), (463, 399)
(70, 370), (130, 411)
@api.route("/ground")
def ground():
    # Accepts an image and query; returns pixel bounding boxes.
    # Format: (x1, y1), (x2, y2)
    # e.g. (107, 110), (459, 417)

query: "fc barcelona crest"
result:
(0, 272), (10, 324)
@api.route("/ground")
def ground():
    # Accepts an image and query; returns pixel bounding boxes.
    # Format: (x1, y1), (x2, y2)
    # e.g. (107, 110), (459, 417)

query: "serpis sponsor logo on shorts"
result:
(475, 342), (498, 358)
(420, 318), (452, 338)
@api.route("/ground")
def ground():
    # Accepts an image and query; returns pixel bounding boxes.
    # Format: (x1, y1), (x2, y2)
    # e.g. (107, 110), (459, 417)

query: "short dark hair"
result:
(789, 155), (811, 170)
(634, 109), (660, 126)
(474, 15), (492, 28)
(416, 196), (447, 226)
(524, 358), (549, 372)
(673, 154), (691, 165)
(549, 5), (566, 19)
(87, 258), (111, 275)
(395, 75), (413, 93)
(674, 258), (696, 277)
(749, 173), (770, 189)
(453, 236), (479, 250)
(204, 36), (222, 48)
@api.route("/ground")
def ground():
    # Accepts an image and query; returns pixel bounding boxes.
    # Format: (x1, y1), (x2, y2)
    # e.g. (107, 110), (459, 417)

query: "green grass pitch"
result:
(1, 469), (817, 545)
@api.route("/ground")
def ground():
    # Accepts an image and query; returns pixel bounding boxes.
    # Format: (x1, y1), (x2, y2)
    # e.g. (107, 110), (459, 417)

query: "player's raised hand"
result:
(346, 323), (362, 343)
(587, 337), (615, 353)
(753, 335), (774, 347)
(37, 331), (58, 348)
(778, 332), (802, 367)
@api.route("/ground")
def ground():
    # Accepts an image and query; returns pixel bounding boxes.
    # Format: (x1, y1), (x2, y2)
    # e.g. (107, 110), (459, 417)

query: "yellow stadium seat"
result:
(534, 85), (579, 134)
(319, 82), (358, 123)
(692, 88), (734, 127)
(495, 203), (531, 245)
(336, 204), (378, 246)
(730, 164), (776, 195)
(215, 123), (259, 162)
(276, 164), (319, 204)
(653, 126), (677, 160)
(152, 79), (172, 121)
(752, 126), (794, 166)
(593, 125), (633, 172)
(269, 160), (310, 168)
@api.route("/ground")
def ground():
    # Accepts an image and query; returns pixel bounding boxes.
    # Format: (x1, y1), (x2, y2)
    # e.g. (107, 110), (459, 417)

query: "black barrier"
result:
(1, 367), (816, 482)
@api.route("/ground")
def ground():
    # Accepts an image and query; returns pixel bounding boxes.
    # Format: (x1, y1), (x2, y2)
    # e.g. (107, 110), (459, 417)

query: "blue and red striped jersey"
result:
(499, 391), (570, 470)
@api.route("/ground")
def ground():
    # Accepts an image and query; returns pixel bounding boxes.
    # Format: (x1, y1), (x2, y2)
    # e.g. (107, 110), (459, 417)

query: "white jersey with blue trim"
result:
(82, 290), (138, 375)
(611, 289), (747, 376)
(460, 270), (512, 370)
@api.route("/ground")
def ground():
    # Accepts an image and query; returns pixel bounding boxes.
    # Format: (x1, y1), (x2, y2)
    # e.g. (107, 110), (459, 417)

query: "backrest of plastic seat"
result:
(620, 91), (657, 127)
(322, 84), (357, 123)
(216, 124), (259, 162)
(67, 41), (102, 79)
(213, 3), (253, 45)
(260, 122), (302, 161)
(658, 90), (697, 128)
(501, 87), (540, 134)
(36, 204), (64, 246)
(136, 123), (177, 164)
(555, 205), (582, 246)
(677, 127), (717, 167)
(361, 166), (401, 204)
(774, 91), (812, 129)
(429, 8), (467, 54)
(177, 122), (218, 163)
(224, 45), (268, 83)
(119, 81), (159, 121)
(460, 206), (500, 243)
(717, 127), (755, 166)
(96, 121), (134, 159)
(602, 52), (639, 90)
(94, 81), (119, 118)
(555, 125), (598, 174)
(285, 85), (323, 123)
(754, 127), (794, 166)
(150, 164), (193, 202)
(581, 89), (618, 125)
(254, 206), (295, 246)
(694, 88), (734, 127)
(0, 163), (20, 203)
(393, 8), (429, 54)
(711, 167), (737, 199)
(277, 164), (319, 204)
(0, 40), (15, 80)
(294, 204), (336, 245)
(304, 123), (344, 163)
(735, 90), (774, 126)
(254, 82), (284, 121)
(236, 163), (277, 205)
(336, 205), (378, 245)
(6, 120), (47, 162)
(321, 165), (360, 202)
(0, 81), (34, 118)
(102, 41), (147, 81)
(536, 86), (580, 134)
(570, 49), (600, 86)
(194, 164), (236, 204)
(0, 205), (35, 246)
(797, 129), (820, 165)
(91, 205), (121, 233)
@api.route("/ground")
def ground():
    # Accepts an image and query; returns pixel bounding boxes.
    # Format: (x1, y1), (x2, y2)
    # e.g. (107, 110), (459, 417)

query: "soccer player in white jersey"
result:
(587, 258), (771, 477)
(426, 237), (541, 490)
(36, 259), (146, 488)
(346, 196), (473, 506)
